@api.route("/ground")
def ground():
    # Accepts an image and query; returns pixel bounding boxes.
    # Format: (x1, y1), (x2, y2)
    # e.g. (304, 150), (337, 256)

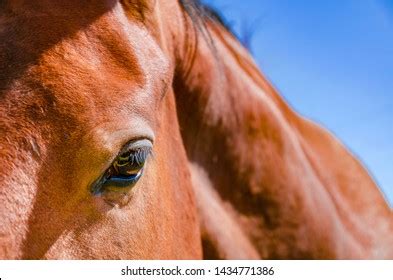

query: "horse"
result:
(0, 0), (392, 259)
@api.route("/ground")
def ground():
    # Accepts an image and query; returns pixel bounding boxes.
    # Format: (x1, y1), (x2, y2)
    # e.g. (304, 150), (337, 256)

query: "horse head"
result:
(0, 0), (392, 259)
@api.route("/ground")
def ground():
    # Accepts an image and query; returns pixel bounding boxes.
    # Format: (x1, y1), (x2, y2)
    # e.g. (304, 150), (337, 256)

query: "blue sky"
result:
(204, 0), (393, 206)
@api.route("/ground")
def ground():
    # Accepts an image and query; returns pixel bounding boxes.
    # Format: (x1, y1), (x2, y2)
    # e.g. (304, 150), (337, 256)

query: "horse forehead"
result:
(1, 12), (170, 127)
(0, 0), (170, 108)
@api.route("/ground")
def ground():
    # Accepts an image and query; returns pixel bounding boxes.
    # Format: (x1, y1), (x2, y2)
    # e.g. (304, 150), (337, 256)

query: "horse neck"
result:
(173, 21), (393, 259)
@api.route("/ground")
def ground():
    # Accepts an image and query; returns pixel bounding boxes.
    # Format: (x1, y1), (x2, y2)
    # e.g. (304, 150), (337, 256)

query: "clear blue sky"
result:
(204, 0), (393, 206)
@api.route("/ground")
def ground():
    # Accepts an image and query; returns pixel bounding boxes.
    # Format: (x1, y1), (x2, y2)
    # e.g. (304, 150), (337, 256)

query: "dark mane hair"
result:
(179, 0), (257, 51)
(179, 0), (243, 51)
(179, 0), (233, 34)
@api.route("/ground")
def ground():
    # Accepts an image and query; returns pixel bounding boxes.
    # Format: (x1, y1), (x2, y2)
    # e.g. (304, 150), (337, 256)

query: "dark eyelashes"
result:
(117, 147), (152, 166)
(124, 147), (152, 166)
(112, 146), (153, 174)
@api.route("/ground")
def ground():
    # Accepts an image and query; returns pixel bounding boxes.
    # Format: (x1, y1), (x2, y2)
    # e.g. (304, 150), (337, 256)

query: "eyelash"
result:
(115, 147), (152, 169)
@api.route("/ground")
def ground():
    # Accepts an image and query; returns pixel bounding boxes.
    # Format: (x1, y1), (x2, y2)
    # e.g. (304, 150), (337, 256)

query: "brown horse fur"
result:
(0, 0), (392, 259)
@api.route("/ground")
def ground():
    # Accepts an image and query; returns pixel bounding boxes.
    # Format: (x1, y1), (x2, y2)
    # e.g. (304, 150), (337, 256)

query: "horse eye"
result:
(91, 140), (152, 195)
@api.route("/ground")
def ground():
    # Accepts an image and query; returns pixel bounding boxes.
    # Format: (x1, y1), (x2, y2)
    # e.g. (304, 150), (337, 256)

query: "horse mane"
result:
(179, 0), (232, 33)
(179, 0), (239, 45)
